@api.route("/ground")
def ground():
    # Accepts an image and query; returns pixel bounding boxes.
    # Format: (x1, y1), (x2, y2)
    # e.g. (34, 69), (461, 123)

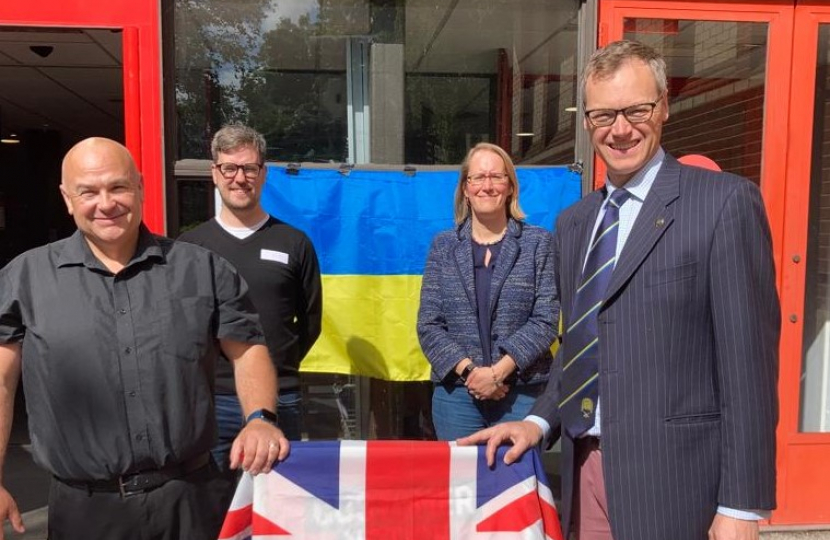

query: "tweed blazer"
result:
(417, 218), (558, 386)
(531, 155), (780, 540)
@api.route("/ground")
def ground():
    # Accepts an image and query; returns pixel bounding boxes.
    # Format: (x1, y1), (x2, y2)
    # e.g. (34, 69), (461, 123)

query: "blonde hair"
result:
(453, 143), (525, 225)
(581, 40), (667, 102)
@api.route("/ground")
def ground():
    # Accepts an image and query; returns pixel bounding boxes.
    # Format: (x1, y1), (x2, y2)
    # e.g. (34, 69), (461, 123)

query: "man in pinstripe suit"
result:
(460, 40), (779, 540)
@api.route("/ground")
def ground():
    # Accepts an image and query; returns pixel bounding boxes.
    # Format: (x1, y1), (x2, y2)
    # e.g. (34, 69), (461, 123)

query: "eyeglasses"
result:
(467, 172), (509, 185)
(215, 162), (264, 179)
(584, 97), (662, 127)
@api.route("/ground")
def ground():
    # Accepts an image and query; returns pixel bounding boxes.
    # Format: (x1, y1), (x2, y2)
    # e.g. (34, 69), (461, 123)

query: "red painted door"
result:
(600, 0), (830, 527)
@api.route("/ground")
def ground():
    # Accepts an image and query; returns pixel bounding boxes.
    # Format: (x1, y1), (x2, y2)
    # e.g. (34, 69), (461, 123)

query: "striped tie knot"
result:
(608, 188), (631, 209)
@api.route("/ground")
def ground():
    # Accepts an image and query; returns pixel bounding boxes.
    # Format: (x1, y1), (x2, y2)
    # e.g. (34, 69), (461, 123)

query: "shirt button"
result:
(128, 391), (136, 397)
(119, 309), (127, 315)
(124, 347), (131, 354)
(135, 434), (143, 441)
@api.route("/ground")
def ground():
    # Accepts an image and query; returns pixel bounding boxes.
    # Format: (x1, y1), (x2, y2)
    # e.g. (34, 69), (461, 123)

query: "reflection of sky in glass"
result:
(262, 0), (318, 32)
(217, 64), (239, 88)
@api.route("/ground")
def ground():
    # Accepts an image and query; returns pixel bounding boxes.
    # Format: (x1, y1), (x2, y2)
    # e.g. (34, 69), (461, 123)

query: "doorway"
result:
(0, 26), (124, 266)
(0, 25), (125, 519)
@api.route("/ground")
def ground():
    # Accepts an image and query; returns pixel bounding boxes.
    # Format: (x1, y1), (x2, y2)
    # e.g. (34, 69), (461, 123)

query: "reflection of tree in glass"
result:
(175, 0), (271, 158)
(239, 13), (348, 162)
(238, 70), (347, 163)
(175, 0), (350, 162)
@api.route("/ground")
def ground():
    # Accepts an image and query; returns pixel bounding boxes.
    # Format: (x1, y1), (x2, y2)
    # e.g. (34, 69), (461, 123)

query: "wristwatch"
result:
(245, 408), (278, 425)
(459, 363), (477, 383)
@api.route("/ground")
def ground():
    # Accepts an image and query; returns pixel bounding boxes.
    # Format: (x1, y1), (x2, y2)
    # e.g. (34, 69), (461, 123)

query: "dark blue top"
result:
(472, 239), (503, 368)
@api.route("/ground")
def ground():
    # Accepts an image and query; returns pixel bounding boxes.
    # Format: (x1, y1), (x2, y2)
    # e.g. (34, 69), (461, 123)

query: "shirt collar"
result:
(215, 214), (270, 234)
(57, 224), (164, 271)
(604, 146), (665, 204)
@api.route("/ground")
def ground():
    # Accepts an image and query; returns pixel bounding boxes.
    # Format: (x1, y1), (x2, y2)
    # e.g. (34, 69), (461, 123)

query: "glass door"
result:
(597, 1), (792, 269)
(778, 2), (830, 525)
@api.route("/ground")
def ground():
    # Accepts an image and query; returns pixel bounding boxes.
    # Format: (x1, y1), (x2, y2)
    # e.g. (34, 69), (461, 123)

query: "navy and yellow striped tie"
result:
(560, 188), (630, 438)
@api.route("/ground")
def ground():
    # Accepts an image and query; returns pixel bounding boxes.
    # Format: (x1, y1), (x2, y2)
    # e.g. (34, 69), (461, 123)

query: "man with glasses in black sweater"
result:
(180, 123), (322, 510)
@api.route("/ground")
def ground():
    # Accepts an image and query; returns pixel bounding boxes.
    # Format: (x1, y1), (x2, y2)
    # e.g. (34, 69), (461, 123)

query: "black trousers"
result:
(47, 463), (234, 540)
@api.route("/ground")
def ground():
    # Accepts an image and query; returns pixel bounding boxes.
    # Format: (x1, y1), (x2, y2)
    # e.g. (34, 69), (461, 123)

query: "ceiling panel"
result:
(0, 27), (123, 146)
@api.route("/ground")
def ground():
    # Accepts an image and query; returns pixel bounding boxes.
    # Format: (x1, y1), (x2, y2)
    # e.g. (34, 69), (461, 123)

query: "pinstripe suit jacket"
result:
(531, 155), (780, 540)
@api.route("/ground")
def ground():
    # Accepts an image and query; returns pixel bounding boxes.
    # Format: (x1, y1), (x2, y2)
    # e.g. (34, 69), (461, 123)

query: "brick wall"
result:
(663, 86), (764, 184)
(629, 19), (766, 184)
(804, 48), (830, 353)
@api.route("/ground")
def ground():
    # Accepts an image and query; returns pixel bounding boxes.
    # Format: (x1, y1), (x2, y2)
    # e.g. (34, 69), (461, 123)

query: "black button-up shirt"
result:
(0, 226), (264, 480)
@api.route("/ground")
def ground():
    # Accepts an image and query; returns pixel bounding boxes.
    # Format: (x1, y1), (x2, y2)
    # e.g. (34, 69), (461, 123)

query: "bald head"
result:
(59, 137), (145, 261)
(62, 137), (139, 188)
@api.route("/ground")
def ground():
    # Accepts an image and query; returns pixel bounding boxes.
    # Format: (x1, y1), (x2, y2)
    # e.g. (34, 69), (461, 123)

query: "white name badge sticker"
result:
(261, 249), (289, 264)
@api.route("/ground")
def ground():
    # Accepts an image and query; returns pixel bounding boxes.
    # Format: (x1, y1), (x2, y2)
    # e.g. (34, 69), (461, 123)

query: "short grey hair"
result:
(581, 40), (667, 102)
(210, 123), (267, 162)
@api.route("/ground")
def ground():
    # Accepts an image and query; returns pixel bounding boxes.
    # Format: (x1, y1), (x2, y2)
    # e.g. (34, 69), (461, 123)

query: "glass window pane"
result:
(404, 1), (579, 164)
(404, 75), (492, 164)
(801, 24), (830, 433)
(624, 19), (768, 184)
(174, 0), (349, 162)
(174, 0), (579, 165)
(177, 179), (214, 233)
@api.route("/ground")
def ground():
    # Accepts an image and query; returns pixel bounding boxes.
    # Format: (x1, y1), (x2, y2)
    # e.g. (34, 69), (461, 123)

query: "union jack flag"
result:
(219, 440), (562, 540)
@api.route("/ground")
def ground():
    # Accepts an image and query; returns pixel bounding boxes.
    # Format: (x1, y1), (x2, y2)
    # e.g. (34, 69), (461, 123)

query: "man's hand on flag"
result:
(457, 420), (543, 468)
(0, 485), (24, 539)
(230, 422), (290, 475)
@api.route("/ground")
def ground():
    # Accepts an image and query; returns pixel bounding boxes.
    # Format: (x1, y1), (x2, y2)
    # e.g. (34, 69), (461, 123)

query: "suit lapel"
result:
(563, 191), (604, 319)
(605, 155), (681, 301)
(574, 193), (604, 279)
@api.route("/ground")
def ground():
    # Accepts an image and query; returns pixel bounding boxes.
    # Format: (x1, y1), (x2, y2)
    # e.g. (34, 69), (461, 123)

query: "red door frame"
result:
(778, 0), (830, 526)
(600, 0), (830, 527)
(0, 2), (165, 233)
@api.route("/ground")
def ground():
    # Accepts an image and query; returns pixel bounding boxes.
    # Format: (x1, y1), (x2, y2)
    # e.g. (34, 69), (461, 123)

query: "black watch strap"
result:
(459, 363), (477, 383)
(245, 408), (278, 425)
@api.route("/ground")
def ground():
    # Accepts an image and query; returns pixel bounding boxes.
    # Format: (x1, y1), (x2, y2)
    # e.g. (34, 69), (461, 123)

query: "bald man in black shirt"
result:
(0, 137), (288, 540)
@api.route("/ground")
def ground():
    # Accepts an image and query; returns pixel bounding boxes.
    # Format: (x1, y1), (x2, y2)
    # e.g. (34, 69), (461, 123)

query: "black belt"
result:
(55, 452), (211, 497)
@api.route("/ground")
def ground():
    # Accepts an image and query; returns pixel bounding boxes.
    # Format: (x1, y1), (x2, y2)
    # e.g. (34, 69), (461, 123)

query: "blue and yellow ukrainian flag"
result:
(261, 166), (580, 381)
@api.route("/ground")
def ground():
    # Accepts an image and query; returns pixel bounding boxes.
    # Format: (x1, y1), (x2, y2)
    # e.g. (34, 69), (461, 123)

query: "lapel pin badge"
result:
(655, 217), (665, 228)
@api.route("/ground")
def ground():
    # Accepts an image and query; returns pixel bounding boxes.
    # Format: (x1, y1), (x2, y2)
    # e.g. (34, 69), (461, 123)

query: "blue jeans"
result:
(212, 390), (303, 472)
(431, 383), (544, 441)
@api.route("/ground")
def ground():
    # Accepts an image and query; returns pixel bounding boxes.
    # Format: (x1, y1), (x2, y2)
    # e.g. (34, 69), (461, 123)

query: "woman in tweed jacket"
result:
(417, 142), (558, 440)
